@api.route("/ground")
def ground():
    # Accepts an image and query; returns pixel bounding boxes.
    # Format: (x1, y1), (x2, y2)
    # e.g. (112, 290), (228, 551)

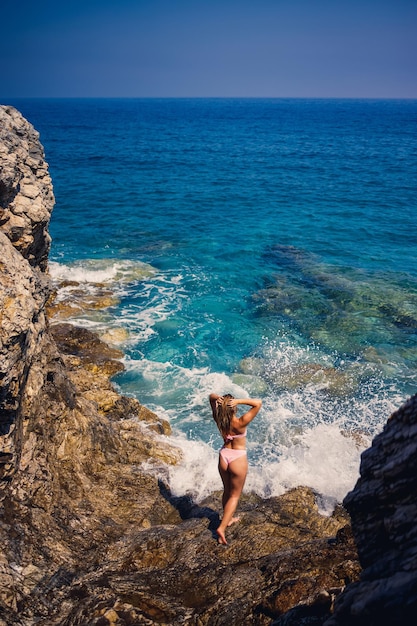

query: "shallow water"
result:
(11, 97), (417, 511)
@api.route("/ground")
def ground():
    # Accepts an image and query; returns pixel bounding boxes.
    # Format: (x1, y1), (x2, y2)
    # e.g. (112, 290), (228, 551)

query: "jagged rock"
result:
(0, 231), (51, 480)
(325, 394), (417, 625)
(0, 106), (184, 622)
(0, 105), (54, 270)
(50, 322), (125, 377)
(8, 486), (358, 626)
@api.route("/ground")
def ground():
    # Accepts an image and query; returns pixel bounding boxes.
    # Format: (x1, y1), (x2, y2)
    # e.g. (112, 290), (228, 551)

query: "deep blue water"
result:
(7, 98), (417, 508)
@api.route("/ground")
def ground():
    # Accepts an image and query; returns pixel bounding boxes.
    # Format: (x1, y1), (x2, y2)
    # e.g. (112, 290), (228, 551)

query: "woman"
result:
(209, 392), (262, 545)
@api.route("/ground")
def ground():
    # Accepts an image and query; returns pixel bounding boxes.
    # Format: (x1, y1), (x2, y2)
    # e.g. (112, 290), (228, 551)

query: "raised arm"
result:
(209, 393), (222, 417)
(227, 397), (262, 426)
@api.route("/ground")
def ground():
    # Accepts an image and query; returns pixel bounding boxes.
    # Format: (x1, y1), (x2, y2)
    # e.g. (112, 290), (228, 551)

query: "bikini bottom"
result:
(219, 448), (247, 468)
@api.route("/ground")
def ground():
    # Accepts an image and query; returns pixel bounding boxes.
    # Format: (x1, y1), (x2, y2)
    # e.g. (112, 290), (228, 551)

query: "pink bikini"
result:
(219, 429), (247, 467)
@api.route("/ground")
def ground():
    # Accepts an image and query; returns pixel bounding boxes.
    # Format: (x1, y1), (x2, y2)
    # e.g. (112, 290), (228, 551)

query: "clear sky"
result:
(1, 0), (416, 98)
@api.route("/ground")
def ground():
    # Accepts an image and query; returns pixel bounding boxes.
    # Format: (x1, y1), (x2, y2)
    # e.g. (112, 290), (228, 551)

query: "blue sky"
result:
(2, 0), (416, 98)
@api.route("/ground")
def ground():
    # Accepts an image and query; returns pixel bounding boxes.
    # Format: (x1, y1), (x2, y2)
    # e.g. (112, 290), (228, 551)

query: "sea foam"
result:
(121, 362), (373, 513)
(49, 258), (156, 286)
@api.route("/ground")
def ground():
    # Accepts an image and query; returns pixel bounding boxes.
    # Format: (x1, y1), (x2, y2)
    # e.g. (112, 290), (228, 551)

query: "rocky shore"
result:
(1, 105), (416, 625)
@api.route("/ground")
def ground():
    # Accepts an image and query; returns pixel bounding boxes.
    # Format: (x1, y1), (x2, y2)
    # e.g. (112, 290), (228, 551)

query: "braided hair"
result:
(214, 394), (236, 438)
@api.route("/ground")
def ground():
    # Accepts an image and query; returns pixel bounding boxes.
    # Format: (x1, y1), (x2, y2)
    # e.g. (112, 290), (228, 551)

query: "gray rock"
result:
(0, 105), (54, 270)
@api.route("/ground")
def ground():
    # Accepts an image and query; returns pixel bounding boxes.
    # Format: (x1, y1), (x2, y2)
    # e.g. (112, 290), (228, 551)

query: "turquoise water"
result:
(10, 98), (417, 509)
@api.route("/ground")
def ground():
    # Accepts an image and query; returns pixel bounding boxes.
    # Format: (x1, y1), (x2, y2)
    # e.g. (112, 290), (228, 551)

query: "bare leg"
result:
(217, 455), (248, 545)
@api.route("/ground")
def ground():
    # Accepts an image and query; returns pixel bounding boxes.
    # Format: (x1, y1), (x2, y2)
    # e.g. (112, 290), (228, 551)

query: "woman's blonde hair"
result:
(214, 394), (236, 437)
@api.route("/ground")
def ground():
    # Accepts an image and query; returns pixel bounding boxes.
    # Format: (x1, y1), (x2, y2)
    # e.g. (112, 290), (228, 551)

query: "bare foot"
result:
(227, 516), (241, 527)
(216, 528), (227, 545)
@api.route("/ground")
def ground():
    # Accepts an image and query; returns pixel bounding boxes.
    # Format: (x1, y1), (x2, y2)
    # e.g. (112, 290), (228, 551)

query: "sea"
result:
(8, 98), (417, 512)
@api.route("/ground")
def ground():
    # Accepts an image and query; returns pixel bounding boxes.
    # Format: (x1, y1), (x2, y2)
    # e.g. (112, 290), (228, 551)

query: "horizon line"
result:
(2, 95), (417, 101)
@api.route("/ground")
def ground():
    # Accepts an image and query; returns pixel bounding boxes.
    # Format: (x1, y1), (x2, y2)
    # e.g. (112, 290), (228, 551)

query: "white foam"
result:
(123, 357), (209, 394)
(148, 417), (369, 516)
(49, 258), (156, 285)
(49, 260), (189, 344)
(167, 432), (222, 501)
(160, 422), (370, 516)
(251, 423), (369, 513)
(189, 371), (253, 411)
(119, 359), (378, 511)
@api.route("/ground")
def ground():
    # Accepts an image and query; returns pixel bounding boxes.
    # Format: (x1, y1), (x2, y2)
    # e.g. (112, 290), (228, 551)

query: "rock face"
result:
(0, 104), (415, 625)
(0, 106), (183, 622)
(0, 106), (54, 270)
(325, 393), (417, 626)
(0, 230), (50, 477)
(0, 105), (53, 483)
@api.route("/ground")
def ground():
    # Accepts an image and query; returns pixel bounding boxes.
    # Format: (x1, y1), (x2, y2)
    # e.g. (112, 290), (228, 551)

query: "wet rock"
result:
(46, 284), (120, 321)
(232, 372), (269, 395)
(100, 327), (130, 345)
(50, 322), (125, 377)
(268, 363), (357, 397)
(50, 322), (123, 361)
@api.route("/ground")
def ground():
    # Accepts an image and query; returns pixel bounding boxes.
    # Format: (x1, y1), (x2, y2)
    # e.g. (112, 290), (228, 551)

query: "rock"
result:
(267, 363), (357, 397)
(50, 322), (125, 377)
(46, 284), (121, 321)
(1, 106), (184, 621)
(13, 486), (357, 626)
(326, 394), (417, 625)
(100, 327), (129, 345)
(0, 105), (54, 270)
(0, 231), (51, 479)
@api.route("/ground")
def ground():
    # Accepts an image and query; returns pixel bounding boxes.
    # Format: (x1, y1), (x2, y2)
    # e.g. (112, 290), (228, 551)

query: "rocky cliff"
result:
(326, 393), (417, 625)
(0, 105), (184, 625)
(0, 105), (415, 626)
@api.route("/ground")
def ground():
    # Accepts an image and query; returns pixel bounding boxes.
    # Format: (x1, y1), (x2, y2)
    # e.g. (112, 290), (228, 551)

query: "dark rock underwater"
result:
(1, 105), (416, 625)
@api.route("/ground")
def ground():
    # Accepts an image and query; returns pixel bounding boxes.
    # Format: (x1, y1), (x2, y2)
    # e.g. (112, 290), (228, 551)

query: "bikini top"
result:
(224, 429), (247, 442)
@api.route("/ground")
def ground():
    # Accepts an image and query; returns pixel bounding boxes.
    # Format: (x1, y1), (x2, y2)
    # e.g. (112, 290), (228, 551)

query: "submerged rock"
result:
(232, 372), (269, 395)
(237, 356), (358, 398)
(269, 363), (357, 397)
(46, 285), (120, 320)
(256, 246), (417, 357)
